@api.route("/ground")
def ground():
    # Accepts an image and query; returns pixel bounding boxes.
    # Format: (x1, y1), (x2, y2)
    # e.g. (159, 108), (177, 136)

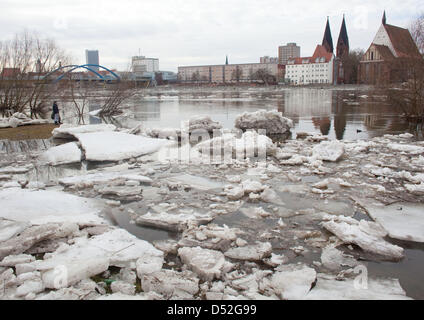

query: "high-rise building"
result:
(132, 56), (159, 73)
(278, 43), (301, 65)
(85, 50), (99, 71)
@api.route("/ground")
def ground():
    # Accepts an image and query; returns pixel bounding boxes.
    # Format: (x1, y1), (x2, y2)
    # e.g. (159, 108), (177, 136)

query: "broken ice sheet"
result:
(355, 199), (424, 243)
(136, 210), (214, 232)
(306, 274), (411, 300)
(322, 215), (404, 260)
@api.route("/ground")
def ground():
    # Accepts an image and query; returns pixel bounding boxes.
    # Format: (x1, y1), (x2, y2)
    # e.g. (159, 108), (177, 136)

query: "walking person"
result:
(52, 101), (61, 125)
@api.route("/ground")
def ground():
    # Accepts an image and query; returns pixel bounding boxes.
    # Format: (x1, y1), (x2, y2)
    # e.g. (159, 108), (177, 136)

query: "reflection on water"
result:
(63, 88), (421, 140)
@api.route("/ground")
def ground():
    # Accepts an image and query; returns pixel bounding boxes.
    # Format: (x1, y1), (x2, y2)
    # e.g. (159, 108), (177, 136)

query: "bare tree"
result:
(250, 68), (276, 85)
(410, 13), (424, 55)
(386, 15), (424, 124)
(342, 48), (364, 84)
(231, 67), (242, 83)
(0, 30), (71, 118)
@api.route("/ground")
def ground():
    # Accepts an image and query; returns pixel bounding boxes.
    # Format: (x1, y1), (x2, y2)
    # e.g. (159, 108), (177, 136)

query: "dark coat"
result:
(52, 102), (59, 114)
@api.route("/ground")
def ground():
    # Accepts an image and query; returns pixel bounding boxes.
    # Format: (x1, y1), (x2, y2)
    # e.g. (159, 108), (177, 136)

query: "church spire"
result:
(382, 10), (387, 25)
(337, 14), (349, 58)
(322, 16), (334, 53)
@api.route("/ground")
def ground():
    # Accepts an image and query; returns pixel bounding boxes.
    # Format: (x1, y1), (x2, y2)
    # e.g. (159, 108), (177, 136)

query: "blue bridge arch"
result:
(43, 64), (120, 82)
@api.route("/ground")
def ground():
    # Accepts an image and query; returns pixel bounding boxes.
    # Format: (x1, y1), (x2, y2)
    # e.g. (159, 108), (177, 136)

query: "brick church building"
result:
(358, 12), (422, 85)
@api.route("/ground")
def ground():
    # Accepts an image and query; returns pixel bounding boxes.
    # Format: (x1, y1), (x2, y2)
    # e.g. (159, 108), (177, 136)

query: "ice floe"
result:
(234, 110), (293, 135)
(322, 215), (404, 260)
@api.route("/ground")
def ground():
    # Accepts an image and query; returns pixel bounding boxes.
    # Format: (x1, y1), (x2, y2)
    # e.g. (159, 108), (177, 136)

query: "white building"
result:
(132, 56), (159, 73)
(285, 45), (335, 85)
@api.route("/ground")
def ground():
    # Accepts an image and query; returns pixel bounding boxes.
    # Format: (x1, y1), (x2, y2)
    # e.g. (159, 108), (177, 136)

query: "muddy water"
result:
(74, 86), (422, 141)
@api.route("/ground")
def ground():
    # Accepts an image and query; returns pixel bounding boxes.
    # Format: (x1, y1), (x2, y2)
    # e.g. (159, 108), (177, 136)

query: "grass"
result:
(0, 123), (58, 141)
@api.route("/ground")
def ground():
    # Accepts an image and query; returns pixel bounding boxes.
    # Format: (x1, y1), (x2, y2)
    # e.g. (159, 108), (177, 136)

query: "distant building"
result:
(178, 62), (278, 83)
(260, 56), (278, 64)
(278, 43), (301, 65)
(284, 17), (350, 85)
(85, 50), (99, 71)
(358, 11), (422, 85)
(285, 45), (335, 85)
(285, 18), (338, 85)
(132, 56), (159, 73)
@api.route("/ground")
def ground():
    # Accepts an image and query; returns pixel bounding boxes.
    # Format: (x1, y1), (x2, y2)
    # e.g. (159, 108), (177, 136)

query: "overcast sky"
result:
(0, 0), (422, 72)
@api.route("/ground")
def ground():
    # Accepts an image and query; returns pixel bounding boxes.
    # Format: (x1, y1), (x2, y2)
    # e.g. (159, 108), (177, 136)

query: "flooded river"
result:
(1, 85), (424, 300)
(79, 86), (423, 141)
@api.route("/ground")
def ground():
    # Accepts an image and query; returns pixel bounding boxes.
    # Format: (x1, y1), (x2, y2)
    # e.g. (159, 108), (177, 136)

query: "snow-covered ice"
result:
(358, 201), (424, 243)
(0, 189), (106, 225)
(312, 140), (345, 162)
(306, 274), (411, 300)
(322, 215), (404, 260)
(39, 142), (82, 166)
(74, 131), (172, 162)
(136, 211), (214, 232)
(234, 110), (293, 135)
(52, 124), (117, 139)
(178, 246), (233, 281)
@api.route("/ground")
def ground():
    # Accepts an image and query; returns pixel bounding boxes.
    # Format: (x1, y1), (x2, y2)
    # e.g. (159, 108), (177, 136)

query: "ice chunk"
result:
(320, 245), (359, 271)
(136, 255), (164, 277)
(0, 220), (30, 242)
(359, 201), (424, 243)
(0, 189), (106, 225)
(387, 143), (424, 155)
(74, 131), (172, 162)
(111, 280), (135, 296)
(195, 131), (276, 159)
(33, 228), (163, 288)
(0, 224), (62, 260)
(267, 264), (317, 300)
(224, 242), (272, 261)
(0, 254), (35, 267)
(322, 215), (404, 260)
(185, 115), (222, 133)
(235, 110), (293, 135)
(52, 124), (116, 139)
(312, 140), (345, 162)
(136, 211), (214, 232)
(141, 269), (199, 299)
(306, 274), (411, 300)
(178, 246), (233, 281)
(39, 142), (82, 166)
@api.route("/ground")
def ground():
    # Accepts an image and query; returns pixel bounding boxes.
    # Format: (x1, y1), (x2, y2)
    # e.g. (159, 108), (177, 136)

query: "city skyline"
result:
(0, 0), (422, 72)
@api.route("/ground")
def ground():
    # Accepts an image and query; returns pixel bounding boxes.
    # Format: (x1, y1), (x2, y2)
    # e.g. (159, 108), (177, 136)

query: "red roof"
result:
(384, 24), (421, 58)
(1, 68), (20, 77)
(287, 45), (333, 65)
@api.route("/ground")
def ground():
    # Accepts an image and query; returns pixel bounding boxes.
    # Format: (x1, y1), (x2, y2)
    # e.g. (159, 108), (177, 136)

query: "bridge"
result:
(42, 64), (120, 83)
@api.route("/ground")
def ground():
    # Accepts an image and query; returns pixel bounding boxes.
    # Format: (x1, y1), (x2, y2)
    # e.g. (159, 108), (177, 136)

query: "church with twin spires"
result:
(284, 15), (349, 85)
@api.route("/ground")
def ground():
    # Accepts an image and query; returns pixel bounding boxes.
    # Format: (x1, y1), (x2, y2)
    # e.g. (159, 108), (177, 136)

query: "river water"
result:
(3, 86), (424, 299)
(79, 86), (423, 141)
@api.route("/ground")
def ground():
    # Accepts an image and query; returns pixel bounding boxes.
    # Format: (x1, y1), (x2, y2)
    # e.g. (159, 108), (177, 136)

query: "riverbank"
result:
(0, 123), (58, 141)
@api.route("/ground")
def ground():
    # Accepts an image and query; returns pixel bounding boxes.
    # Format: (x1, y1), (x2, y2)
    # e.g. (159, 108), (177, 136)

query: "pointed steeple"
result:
(225, 55), (228, 65)
(322, 16), (334, 53)
(382, 10), (387, 25)
(337, 14), (349, 58)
